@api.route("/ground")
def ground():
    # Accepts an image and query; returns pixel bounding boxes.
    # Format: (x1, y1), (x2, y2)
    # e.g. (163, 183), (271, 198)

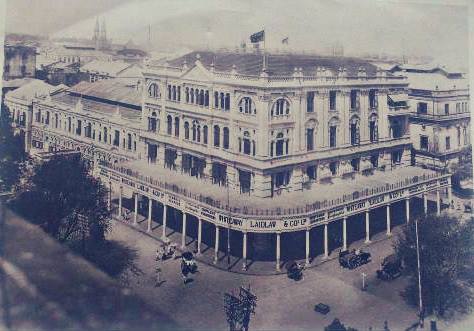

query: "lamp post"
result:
(415, 218), (424, 328)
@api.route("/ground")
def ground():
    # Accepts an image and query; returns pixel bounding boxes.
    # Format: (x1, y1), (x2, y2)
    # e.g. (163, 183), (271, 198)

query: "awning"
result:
(388, 94), (407, 103)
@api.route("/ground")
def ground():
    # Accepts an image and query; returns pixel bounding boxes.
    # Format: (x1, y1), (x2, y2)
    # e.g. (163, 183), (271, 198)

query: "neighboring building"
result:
(3, 44), (36, 80)
(79, 60), (142, 82)
(3, 79), (68, 152)
(37, 44), (114, 65)
(392, 65), (471, 169)
(36, 61), (82, 86)
(92, 17), (110, 51)
(9, 51), (451, 269)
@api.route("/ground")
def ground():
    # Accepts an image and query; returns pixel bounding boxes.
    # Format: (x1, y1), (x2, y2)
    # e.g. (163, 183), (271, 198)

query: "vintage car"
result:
(314, 303), (330, 315)
(285, 260), (304, 281)
(339, 249), (371, 269)
(376, 254), (402, 280)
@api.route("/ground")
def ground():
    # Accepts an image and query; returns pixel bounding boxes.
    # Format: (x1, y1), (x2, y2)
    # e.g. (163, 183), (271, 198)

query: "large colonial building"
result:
(5, 51), (452, 270)
(391, 64), (471, 169)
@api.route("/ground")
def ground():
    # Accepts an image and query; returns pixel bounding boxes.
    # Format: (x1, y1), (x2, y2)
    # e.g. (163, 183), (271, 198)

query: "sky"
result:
(4, 0), (470, 69)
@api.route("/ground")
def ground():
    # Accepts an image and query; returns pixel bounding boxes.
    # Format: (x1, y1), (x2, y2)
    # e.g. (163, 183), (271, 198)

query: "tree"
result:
(394, 214), (474, 319)
(12, 154), (111, 248)
(0, 107), (27, 192)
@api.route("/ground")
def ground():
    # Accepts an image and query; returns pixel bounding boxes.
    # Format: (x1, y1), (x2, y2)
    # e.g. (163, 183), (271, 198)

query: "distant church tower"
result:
(92, 17), (109, 50)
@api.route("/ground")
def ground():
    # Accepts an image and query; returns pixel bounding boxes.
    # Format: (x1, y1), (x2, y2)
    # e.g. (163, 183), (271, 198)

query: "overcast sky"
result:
(4, 0), (470, 68)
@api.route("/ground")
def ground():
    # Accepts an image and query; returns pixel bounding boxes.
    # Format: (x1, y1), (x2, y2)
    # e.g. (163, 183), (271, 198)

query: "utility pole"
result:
(361, 272), (367, 291)
(415, 218), (424, 328)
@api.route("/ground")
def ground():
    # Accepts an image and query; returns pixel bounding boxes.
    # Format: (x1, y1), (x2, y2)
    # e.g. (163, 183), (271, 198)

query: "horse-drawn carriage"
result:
(339, 249), (371, 269)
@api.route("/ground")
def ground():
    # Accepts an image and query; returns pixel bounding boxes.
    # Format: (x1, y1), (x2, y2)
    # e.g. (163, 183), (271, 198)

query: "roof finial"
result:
(114, 104), (121, 119)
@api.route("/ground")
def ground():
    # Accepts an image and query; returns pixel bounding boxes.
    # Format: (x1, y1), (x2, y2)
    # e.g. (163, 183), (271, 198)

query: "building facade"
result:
(392, 65), (471, 169)
(141, 51), (412, 198)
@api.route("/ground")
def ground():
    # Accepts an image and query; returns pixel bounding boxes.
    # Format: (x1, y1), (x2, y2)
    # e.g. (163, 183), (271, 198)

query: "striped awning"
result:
(388, 94), (407, 103)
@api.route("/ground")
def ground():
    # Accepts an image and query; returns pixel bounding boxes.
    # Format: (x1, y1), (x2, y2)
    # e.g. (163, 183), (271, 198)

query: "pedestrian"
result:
(181, 259), (190, 284)
(155, 261), (163, 287)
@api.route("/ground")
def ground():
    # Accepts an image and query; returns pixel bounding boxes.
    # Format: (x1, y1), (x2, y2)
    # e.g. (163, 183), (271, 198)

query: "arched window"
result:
(200, 90), (205, 106)
(214, 91), (219, 108)
(306, 128), (314, 151)
(203, 125), (208, 144)
(192, 123), (196, 141)
(197, 125), (201, 142)
(172, 86), (176, 100)
(103, 127), (108, 143)
(55, 113), (59, 128)
(174, 117), (180, 137)
(276, 133), (285, 156)
(190, 88), (194, 103)
(177, 86), (181, 101)
(167, 85), (171, 100)
(214, 125), (220, 147)
(184, 122), (190, 140)
(167, 115), (172, 135)
(148, 83), (159, 98)
(239, 97), (256, 114)
(195, 89), (199, 105)
(185, 87), (189, 103)
(86, 122), (92, 138)
(220, 93), (225, 109)
(225, 93), (230, 110)
(148, 111), (157, 132)
(127, 133), (132, 150)
(350, 117), (360, 145)
(205, 91), (209, 107)
(223, 127), (230, 149)
(272, 98), (290, 116)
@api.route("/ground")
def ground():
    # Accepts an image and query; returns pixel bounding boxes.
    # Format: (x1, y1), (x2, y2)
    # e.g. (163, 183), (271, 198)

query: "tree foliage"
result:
(12, 154), (111, 247)
(394, 214), (474, 318)
(0, 107), (27, 192)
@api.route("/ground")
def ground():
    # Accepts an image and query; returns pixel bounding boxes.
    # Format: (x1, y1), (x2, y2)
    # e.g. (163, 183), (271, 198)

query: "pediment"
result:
(180, 62), (213, 82)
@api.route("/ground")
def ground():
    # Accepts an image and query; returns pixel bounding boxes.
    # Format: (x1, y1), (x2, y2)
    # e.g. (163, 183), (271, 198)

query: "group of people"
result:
(154, 241), (198, 286)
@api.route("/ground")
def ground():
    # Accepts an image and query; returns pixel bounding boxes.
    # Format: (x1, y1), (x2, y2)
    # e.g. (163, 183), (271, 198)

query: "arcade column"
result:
(133, 192), (138, 225)
(118, 185), (123, 218)
(197, 219), (202, 254)
(365, 210), (371, 244)
(162, 204), (167, 239)
(242, 231), (248, 271)
(276, 232), (281, 272)
(405, 197), (410, 223)
(181, 212), (187, 249)
(305, 229), (310, 266)
(324, 224), (329, 259)
(386, 204), (391, 236)
(214, 226), (220, 264)
(147, 198), (153, 232)
(342, 217), (347, 251)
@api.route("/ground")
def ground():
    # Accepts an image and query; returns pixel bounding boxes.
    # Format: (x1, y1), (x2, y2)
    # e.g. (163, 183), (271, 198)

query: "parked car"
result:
(286, 260), (303, 281)
(314, 303), (330, 315)
(181, 251), (198, 274)
(339, 249), (371, 269)
(376, 254), (402, 280)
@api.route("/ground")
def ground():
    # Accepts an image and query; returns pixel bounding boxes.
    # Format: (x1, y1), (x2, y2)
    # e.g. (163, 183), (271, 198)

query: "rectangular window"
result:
(307, 92), (314, 113)
(306, 128), (314, 151)
(391, 150), (402, 165)
(445, 137), (451, 150)
(351, 158), (360, 172)
(369, 89), (377, 108)
(350, 90), (358, 110)
(329, 91), (337, 111)
(113, 130), (120, 146)
(45, 111), (50, 125)
(417, 102), (427, 114)
(329, 162), (338, 175)
(76, 120), (82, 135)
(329, 126), (337, 148)
(444, 103), (449, 115)
(456, 103), (460, 113)
(306, 165), (317, 180)
(420, 136), (428, 150)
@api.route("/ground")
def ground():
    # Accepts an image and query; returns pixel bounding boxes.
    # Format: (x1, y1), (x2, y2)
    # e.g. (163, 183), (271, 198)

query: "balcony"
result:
(410, 111), (470, 121)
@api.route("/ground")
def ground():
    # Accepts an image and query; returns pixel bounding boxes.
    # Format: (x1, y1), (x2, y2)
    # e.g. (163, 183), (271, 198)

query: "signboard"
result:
(346, 201), (366, 213)
(167, 194), (181, 208)
(388, 190), (405, 201)
(425, 181), (438, 190)
(310, 212), (326, 224)
(201, 207), (216, 222)
(282, 217), (308, 230)
(151, 188), (165, 203)
(100, 168), (109, 177)
(186, 202), (201, 215)
(409, 184), (425, 195)
(439, 178), (449, 186)
(367, 195), (385, 208)
(217, 214), (246, 230)
(122, 178), (136, 188)
(137, 183), (149, 194)
(328, 207), (345, 220)
(249, 219), (277, 230)
(110, 174), (121, 183)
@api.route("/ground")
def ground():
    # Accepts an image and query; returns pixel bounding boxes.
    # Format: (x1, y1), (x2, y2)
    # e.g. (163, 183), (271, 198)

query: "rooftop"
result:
(5, 80), (67, 103)
(69, 79), (142, 107)
(108, 160), (440, 216)
(399, 71), (469, 92)
(80, 60), (133, 76)
(159, 50), (381, 77)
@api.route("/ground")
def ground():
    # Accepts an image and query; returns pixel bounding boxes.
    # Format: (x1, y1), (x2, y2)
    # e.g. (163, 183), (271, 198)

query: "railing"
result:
(411, 112), (470, 120)
(100, 160), (449, 217)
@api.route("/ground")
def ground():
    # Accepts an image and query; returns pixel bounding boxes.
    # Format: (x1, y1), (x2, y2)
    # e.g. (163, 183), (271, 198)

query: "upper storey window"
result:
(167, 84), (180, 102)
(148, 83), (160, 98)
(329, 91), (337, 111)
(239, 97), (256, 115)
(369, 89), (377, 109)
(271, 98), (290, 116)
(214, 91), (230, 111)
(350, 90), (359, 111)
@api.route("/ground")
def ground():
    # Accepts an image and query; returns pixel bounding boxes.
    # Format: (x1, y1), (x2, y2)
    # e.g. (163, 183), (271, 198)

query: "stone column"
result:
(305, 229), (310, 266)
(162, 204), (167, 239)
(436, 190), (441, 215)
(242, 232), (247, 270)
(118, 186), (123, 217)
(214, 226), (220, 264)
(365, 210), (370, 243)
(342, 217), (347, 251)
(386, 204), (391, 236)
(324, 224), (329, 259)
(181, 212), (187, 249)
(147, 198), (152, 232)
(447, 178), (453, 208)
(276, 232), (281, 272)
(108, 181), (112, 211)
(423, 193), (428, 215)
(197, 219), (202, 254)
(406, 198), (410, 223)
(133, 192), (138, 225)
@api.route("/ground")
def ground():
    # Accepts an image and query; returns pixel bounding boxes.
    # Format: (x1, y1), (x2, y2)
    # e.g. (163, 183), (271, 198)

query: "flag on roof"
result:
(250, 30), (265, 43)
(282, 37), (289, 45)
